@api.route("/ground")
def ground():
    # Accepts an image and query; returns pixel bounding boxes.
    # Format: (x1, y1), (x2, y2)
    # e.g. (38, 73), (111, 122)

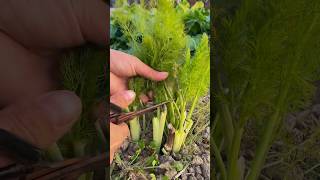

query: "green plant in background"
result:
(112, 0), (210, 153)
(213, 0), (320, 179)
(110, 0), (210, 52)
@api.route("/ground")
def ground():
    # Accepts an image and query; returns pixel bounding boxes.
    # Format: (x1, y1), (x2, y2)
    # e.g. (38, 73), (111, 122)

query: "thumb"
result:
(110, 90), (136, 109)
(110, 122), (129, 164)
(0, 90), (81, 166)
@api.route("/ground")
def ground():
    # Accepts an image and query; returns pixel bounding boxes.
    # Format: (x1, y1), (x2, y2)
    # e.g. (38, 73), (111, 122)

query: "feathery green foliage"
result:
(180, 34), (210, 102)
(58, 47), (106, 158)
(214, 0), (320, 179)
(113, 0), (186, 101)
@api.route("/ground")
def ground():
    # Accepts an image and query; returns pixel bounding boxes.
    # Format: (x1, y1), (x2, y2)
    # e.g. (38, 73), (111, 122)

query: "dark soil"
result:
(111, 126), (210, 179)
(240, 84), (320, 179)
(111, 95), (210, 179)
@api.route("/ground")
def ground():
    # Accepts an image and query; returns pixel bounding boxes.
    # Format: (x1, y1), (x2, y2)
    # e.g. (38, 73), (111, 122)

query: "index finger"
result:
(110, 49), (168, 81)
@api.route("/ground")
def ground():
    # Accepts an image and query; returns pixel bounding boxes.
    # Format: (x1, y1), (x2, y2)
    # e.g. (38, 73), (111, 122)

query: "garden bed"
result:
(111, 95), (210, 179)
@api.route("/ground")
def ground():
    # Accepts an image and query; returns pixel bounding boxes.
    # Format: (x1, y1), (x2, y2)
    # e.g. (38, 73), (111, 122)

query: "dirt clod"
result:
(196, 174), (204, 180)
(172, 152), (182, 161)
(187, 175), (197, 180)
(181, 174), (188, 180)
(195, 166), (202, 174)
(159, 155), (174, 164)
(201, 164), (210, 179)
(165, 169), (177, 179)
(192, 156), (204, 165)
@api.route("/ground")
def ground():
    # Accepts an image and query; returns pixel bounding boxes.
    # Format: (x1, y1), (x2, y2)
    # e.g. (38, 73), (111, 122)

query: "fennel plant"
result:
(213, 0), (320, 179)
(112, 0), (210, 152)
(44, 46), (106, 166)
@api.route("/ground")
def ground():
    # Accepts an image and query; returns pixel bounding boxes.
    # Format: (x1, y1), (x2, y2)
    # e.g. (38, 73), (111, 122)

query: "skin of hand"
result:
(0, 0), (107, 167)
(109, 49), (168, 163)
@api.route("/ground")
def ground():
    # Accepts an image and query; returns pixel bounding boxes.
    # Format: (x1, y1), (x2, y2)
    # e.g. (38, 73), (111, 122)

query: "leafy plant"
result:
(177, 0), (210, 36)
(213, 0), (320, 179)
(43, 46), (105, 169)
(59, 47), (105, 158)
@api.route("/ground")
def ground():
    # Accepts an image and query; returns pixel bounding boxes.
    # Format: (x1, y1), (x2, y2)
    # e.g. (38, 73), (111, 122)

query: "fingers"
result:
(0, 0), (107, 49)
(110, 49), (168, 81)
(110, 90), (136, 109)
(72, 0), (107, 45)
(110, 72), (127, 95)
(0, 32), (56, 108)
(110, 122), (129, 164)
(133, 60), (169, 81)
(0, 90), (81, 150)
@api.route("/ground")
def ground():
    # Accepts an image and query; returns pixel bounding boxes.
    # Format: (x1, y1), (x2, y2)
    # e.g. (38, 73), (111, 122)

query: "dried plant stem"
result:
(164, 123), (175, 152)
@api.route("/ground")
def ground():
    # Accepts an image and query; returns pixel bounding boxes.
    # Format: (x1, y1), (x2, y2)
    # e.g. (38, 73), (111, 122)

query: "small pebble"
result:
(181, 148), (188, 155)
(203, 127), (210, 143)
(192, 156), (204, 165)
(201, 153), (210, 163)
(187, 175), (197, 180)
(159, 162), (171, 171)
(165, 169), (177, 179)
(312, 104), (320, 114)
(159, 155), (174, 164)
(196, 174), (204, 180)
(192, 144), (201, 154)
(201, 164), (210, 179)
(202, 143), (210, 149)
(181, 174), (188, 180)
(172, 152), (182, 161)
(188, 167), (195, 174)
(195, 166), (202, 174)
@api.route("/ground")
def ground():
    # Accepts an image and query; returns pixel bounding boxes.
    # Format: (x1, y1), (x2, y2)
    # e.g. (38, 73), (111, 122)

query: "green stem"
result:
(46, 143), (64, 162)
(227, 127), (243, 180)
(221, 102), (234, 152)
(247, 69), (290, 180)
(178, 92), (187, 130)
(129, 117), (141, 141)
(246, 109), (281, 180)
(164, 82), (181, 118)
(95, 122), (107, 147)
(172, 129), (184, 152)
(73, 140), (87, 157)
(246, 14), (318, 176)
(213, 140), (227, 180)
(153, 106), (167, 151)
(185, 92), (199, 122)
(142, 114), (146, 133)
(173, 120), (193, 152)
(172, 84), (202, 153)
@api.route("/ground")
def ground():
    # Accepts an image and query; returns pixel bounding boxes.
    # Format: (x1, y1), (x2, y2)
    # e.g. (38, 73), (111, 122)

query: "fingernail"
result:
(159, 72), (169, 79)
(124, 90), (136, 101)
(39, 90), (82, 127)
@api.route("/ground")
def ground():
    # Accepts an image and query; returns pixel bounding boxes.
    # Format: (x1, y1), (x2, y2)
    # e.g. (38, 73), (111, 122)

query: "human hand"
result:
(110, 49), (168, 95)
(0, 0), (106, 167)
(109, 49), (168, 163)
